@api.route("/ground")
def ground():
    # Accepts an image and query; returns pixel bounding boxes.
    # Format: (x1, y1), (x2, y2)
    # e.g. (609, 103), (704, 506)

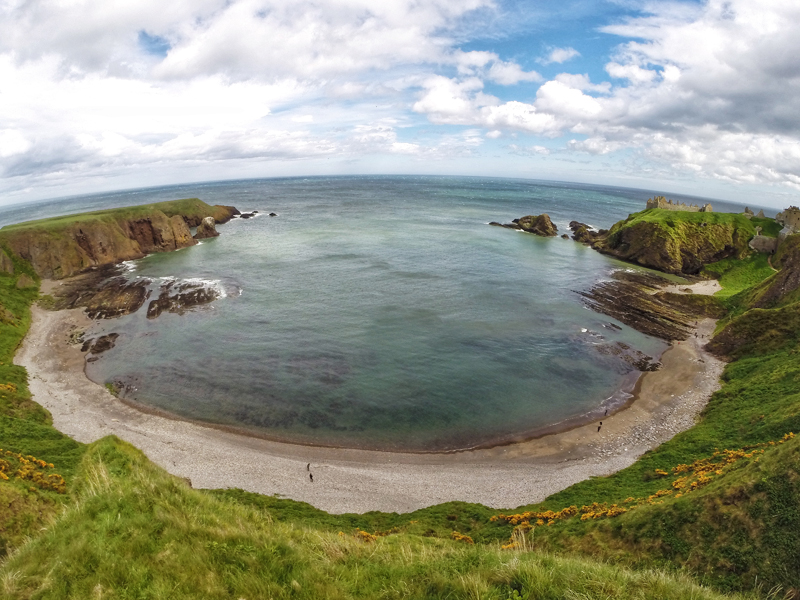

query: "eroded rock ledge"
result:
(0, 198), (239, 279)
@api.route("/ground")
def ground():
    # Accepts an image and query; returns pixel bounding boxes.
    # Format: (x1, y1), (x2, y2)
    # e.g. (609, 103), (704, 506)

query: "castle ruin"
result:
(646, 196), (713, 213)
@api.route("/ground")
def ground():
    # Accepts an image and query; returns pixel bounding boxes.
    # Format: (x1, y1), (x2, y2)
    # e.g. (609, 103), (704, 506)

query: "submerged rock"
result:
(82, 333), (120, 355)
(194, 216), (219, 240)
(147, 281), (219, 319)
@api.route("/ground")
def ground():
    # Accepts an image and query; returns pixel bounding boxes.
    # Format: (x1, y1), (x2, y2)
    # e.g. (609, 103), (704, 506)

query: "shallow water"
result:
(1, 176), (740, 451)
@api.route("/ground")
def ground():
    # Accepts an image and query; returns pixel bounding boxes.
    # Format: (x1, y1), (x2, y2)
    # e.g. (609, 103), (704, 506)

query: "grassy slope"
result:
(0, 437), (748, 600)
(0, 199), (224, 236)
(0, 208), (797, 597)
(0, 249), (85, 556)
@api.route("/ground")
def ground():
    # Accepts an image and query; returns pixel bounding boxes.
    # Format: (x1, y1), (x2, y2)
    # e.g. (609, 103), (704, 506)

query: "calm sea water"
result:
(1, 176), (749, 451)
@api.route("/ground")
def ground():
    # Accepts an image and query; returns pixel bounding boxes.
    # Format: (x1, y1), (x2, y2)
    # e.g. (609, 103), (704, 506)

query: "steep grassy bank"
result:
(0, 199), (238, 279)
(0, 249), (85, 556)
(0, 437), (751, 600)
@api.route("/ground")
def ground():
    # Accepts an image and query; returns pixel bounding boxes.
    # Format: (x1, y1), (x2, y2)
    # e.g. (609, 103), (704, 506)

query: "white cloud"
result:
(487, 61), (542, 85)
(540, 47), (580, 65)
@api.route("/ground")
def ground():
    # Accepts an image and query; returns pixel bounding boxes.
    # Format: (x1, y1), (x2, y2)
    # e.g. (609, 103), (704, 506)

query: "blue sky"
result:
(0, 0), (798, 208)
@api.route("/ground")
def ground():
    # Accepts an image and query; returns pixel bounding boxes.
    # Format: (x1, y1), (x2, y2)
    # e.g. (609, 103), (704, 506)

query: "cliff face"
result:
(0, 199), (238, 279)
(592, 209), (757, 275)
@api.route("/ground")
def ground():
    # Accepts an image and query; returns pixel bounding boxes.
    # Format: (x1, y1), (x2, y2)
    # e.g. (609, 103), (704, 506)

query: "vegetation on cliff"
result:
(0, 198), (238, 279)
(1, 205), (800, 597)
(592, 209), (777, 275)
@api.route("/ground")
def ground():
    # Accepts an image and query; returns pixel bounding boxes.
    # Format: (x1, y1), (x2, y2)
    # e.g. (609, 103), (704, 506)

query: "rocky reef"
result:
(0, 198), (238, 279)
(146, 280), (220, 319)
(489, 214), (558, 236)
(46, 266), (150, 319)
(578, 270), (725, 341)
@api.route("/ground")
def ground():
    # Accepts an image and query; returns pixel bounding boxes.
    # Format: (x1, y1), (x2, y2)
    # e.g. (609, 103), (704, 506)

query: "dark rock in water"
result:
(517, 214), (558, 236)
(239, 212), (255, 219)
(42, 265), (150, 319)
(596, 341), (661, 372)
(84, 333), (119, 355)
(561, 234), (569, 239)
(253, 210), (259, 214)
(193, 216), (219, 240)
(491, 214), (558, 236)
(572, 226), (600, 244)
(569, 221), (590, 232)
(269, 212), (277, 217)
(83, 278), (150, 319)
(147, 281), (219, 319)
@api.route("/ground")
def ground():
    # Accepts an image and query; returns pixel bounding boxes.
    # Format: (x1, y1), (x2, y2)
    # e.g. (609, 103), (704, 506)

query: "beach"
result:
(16, 291), (724, 514)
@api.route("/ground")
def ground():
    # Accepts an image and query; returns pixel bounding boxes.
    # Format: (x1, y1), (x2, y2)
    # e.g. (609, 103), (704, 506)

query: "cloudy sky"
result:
(1, 0), (799, 207)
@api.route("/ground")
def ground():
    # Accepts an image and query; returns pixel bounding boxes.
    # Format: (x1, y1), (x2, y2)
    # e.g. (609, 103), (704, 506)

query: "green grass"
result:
(0, 255), (86, 556)
(0, 198), (220, 235)
(702, 254), (776, 300)
(0, 437), (751, 600)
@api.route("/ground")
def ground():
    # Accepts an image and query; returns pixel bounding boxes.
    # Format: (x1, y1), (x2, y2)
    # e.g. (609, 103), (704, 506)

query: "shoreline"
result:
(17, 299), (724, 513)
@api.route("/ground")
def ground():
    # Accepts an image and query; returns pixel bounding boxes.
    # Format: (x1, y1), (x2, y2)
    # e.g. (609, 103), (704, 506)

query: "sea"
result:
(0, 176), (755, 452)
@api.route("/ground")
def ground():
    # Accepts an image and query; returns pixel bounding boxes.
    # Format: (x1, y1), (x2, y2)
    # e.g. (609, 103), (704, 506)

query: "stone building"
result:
(776, 206), (800, 231)
(645, 196), (712, 212)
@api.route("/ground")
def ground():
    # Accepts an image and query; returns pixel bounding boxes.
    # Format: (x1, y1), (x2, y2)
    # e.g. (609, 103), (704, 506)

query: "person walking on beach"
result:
(597, 421), (602, 432)
(309, 473), (314, 482)
(306, 462), (310, 471)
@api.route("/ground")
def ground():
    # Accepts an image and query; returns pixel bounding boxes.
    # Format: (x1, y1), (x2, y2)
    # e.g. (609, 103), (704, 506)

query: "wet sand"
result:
(16, 300), (724, 514)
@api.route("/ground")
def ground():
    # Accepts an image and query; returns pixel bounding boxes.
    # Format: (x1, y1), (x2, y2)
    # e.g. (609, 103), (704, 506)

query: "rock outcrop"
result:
(194, 216), (219, 240)
(591, 211), (756, 275)
(489, 214), (558, 237)
(0, 198), (239, 279)
(15, 274), (36, 289)
(0, 250), (13, 274)
(146, 280), (220, 319)
(579, 270), (725, 340)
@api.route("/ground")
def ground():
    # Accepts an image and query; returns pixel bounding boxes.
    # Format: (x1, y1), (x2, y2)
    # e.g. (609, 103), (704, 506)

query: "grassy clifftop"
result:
(0, 198), (237, 279)
(593, 209), (777, 275)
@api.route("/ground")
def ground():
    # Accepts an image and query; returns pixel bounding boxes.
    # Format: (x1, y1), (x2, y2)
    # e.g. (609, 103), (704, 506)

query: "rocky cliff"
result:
(0, 198), (238, 279)
(591, 209), (758, 275)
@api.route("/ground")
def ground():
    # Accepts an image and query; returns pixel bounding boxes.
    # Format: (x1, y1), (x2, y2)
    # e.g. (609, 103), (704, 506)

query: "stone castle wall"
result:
(646, 196), (713, 213)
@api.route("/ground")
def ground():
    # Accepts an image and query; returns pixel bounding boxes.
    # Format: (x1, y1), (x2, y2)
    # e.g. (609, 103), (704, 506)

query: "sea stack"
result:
(194, 216), (220, 239)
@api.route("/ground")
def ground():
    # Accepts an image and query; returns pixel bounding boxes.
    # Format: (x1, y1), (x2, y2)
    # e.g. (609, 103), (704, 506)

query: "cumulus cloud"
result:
(412, 0), (800, 191)
(539, 47), (580, 64)
(2, 0), (800, 200)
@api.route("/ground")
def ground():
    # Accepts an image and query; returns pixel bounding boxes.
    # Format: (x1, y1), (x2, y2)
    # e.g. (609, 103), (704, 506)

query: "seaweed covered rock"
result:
(516, 214), (558, 237)
(592, 209), (757, 275)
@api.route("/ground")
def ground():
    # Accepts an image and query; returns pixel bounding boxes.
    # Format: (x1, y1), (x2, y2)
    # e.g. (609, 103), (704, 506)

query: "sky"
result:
(1, 0), (799, 208)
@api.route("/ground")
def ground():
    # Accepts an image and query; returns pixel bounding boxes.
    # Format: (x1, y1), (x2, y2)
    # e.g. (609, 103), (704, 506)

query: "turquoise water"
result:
(3, 176), (742, 451)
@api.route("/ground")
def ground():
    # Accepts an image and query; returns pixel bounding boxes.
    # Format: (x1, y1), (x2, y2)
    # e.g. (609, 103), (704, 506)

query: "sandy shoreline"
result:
(16, 298), (724, 514)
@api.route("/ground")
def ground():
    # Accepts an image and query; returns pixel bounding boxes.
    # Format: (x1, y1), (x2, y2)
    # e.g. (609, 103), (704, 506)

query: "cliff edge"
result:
(591, 209), (765, 275)
(0, 198), (238, 279)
